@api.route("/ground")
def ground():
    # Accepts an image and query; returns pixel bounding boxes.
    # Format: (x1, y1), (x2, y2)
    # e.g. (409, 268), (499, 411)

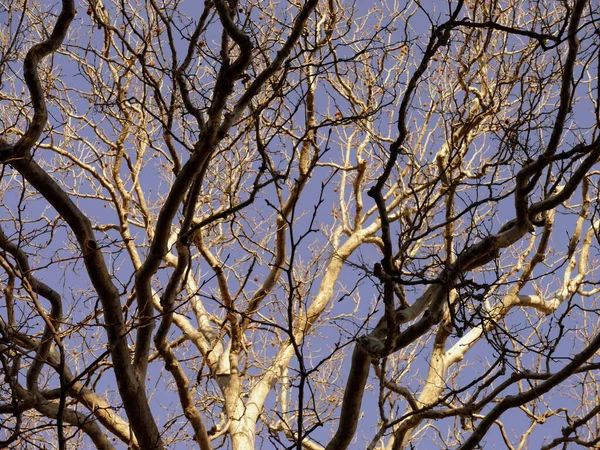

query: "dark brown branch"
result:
(5, 0), (75, 157)
(451, 19), (560, 48)
(0, 226), (62, 391)
(458, 324), (600, 449)
(10, 157), (161, 449)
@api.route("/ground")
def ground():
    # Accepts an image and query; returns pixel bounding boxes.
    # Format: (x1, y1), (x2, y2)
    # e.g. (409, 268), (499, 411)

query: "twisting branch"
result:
(0, 0), (164, 447)
(1, 0), (75, 158)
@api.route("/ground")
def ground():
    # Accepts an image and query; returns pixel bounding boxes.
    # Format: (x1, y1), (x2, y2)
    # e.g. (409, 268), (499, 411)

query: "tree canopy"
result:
(1, 0), (600, 449)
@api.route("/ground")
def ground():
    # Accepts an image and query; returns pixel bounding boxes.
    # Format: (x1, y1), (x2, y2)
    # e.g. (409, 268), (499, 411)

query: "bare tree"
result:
(1, 0), (600, 448)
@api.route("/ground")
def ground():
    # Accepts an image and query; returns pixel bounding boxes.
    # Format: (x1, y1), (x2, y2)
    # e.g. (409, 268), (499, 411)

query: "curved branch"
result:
(457, 327), (600, 450)
(3, 0), (75, 157)
(9, 158), (162, 449)
(16, 386), (116, 450)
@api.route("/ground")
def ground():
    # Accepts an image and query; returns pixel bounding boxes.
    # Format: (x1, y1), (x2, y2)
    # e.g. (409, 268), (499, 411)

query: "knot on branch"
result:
(357, 335), (386, 358)
(438, 27), (451, 46)
(84, 239), (97, 251)
(0, 137), (14, 162)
